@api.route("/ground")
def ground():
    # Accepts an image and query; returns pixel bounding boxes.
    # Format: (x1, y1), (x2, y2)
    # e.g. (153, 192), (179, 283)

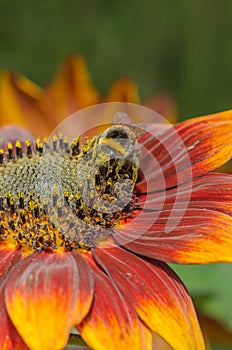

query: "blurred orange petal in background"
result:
(0, 54), (176, 138)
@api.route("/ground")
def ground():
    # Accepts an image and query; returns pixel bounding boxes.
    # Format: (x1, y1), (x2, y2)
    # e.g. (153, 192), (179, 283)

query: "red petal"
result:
(0, 246), (22, 285)
(138, 173), (232, 216)
(78, 252), (152, 350)
(114, 207), (232, 263)
(0, 247), (27, 349)
(137, 110), (232, 192)
(93, 246), (205, 350)
(5, 251), (93, 350)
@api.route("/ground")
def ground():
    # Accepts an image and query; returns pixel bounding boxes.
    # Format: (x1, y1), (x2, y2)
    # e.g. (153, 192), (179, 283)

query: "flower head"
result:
(1, 103), (232, 350)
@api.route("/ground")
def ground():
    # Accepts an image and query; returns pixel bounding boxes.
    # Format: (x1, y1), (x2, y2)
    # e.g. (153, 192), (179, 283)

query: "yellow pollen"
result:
(0, 125), (140, 253)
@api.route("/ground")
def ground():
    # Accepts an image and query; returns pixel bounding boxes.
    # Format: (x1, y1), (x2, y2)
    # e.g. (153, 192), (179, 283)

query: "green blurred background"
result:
(1, 0), (232, 349)
(0, 0), (232, 118)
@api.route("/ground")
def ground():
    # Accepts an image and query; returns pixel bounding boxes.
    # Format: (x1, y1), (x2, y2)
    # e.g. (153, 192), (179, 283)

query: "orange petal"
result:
(5, 251), (93, 350)
(114, 207), (232, 263)
(137, 109), (232, 192)
(78, 253), (152, 350)
(93, 246), (205, 350)
(0, 71), (52, 137)
(44, 54), (99, 124)
(105, 78), (140, 103)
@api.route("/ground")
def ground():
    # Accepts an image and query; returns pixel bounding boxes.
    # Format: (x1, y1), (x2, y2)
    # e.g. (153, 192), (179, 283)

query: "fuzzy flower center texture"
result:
(0, 120), (141, 253)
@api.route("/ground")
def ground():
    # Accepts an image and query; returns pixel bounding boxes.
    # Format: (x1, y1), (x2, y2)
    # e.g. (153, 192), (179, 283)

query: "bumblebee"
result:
(92, 112), (143, 166)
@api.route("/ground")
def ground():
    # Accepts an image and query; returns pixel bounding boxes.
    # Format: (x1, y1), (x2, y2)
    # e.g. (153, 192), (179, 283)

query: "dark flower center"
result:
(0, 126), (140, 253)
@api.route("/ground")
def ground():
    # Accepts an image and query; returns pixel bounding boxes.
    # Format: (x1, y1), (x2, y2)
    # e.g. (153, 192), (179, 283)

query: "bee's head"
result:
(103, 126), (131, 140)
(96, 125), (136, 161)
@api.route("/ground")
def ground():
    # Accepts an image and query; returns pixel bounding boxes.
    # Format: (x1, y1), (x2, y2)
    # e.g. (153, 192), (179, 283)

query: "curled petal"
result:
(5, 251), (93, 350)
(0, 126), (34, 153)
(93, 247), (205, 350)
(114, 208), (232, 263)
(78, 253), (152, 350)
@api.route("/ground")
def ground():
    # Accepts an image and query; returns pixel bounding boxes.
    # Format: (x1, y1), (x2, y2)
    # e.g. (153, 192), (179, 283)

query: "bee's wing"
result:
(112, 112), (146, 138)
(112, 111), (131, 125)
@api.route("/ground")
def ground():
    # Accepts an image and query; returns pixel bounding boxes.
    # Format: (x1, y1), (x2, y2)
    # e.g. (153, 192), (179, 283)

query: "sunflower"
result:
(0, 101), (232, 350)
